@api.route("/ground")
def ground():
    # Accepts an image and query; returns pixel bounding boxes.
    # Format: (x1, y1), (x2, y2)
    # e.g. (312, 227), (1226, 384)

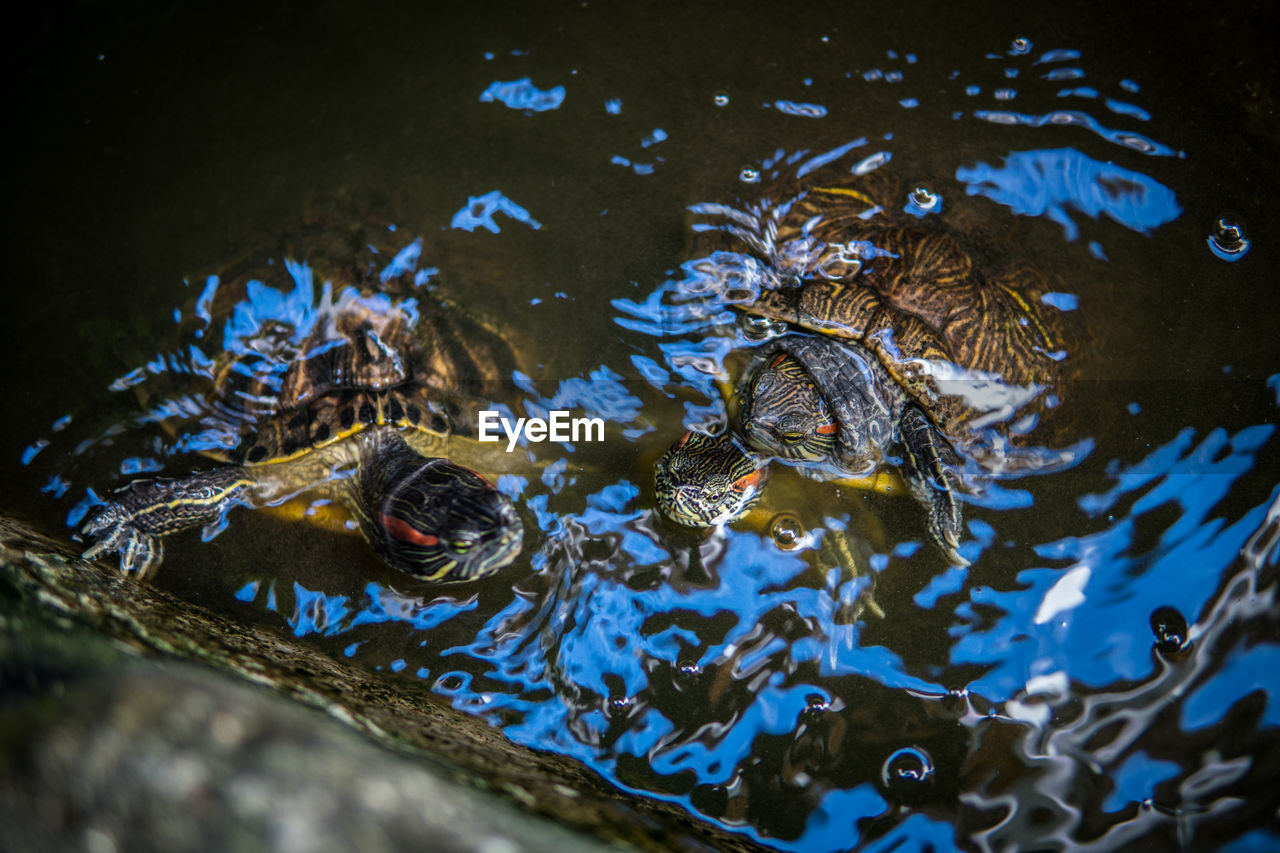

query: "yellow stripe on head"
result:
(813, 187), (878, 208)
(423, 560), (457, 582)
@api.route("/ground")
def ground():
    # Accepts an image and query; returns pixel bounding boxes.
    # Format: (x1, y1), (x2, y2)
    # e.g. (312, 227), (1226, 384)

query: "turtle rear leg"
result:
(898, 406), (969, 567)
(81, 467), (255, 578)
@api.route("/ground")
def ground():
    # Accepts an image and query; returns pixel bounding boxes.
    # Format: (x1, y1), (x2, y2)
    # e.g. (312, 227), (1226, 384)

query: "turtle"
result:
(653, 428), (887, 620)
(653, 430), (770, 528)
(655, 163), (1076, 565)
(80, 203), (525, 582)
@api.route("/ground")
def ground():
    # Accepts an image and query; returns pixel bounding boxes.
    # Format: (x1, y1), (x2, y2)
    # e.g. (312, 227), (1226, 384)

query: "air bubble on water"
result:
(799, 692), (831, 722)
(880, 747), (936, 799)
(770, 512), (805, 549)
(713, 91), (730, 107)
(1010, 37), (1032, 56)
(739, 166), (761, 183)
(741, 313), (787, 341)
(817, 252), (861, 280)
(1150, 605), (1189, 655)
(1207, 216), (1250, 261)
(913, 185), (938, 208)
(906, 185), (942, 217)
(942, 687), (970, 717)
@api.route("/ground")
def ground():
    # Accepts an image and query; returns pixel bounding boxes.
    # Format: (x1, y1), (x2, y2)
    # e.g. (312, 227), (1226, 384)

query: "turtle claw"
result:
(925, 494), (969, 568)
(81, 504), (165, 578)
(899, 405), (970, 567)
(938, 536), (970, 569)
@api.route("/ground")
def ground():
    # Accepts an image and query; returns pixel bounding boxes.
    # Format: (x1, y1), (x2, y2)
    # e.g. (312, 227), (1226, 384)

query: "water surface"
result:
(5, 2), (1278, 849)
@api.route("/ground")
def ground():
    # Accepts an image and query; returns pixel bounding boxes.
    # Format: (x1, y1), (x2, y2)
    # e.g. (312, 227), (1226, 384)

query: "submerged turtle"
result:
(81, 206), (524, 581)
(656, 165), (1076, 565)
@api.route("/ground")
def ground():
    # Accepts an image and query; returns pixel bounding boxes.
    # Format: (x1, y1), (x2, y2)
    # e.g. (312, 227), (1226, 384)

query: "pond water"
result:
(5, 1), (1279, 849)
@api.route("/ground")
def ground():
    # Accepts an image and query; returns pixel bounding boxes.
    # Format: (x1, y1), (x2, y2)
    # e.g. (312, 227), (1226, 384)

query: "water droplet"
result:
(817, 249), (862, 280)
(799, 692), (830, 723)
(678, 660), (701, 677)
(908, 185), (941, 216)
(436, 673), (465, 691)
(770, 513), (805, 549)
(1208, 216), (1251, 261)
(740, 313), (786, 341)
(1010, 37), (1032, 56)
(880, 747), (936, 800)
(942, 687), (970, 717)
(739, 166), (761, 184)
(713, 91), (730, 107)
(1150, 605), (1188, 655)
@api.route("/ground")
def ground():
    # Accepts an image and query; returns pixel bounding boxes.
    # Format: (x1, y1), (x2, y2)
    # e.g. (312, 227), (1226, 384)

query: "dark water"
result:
(5, 1), (1279, 849)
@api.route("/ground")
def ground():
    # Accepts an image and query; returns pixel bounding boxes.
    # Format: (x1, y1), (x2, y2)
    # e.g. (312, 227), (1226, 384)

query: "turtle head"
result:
(740, 352), (839, 461)
(365, 455), (523, 581)
(654, 431), (769, 528)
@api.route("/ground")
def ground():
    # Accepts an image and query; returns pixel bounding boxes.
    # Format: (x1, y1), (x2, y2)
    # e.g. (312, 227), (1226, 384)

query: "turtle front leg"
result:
(81, 467), (256, 578)
(898, 406), (969, 567)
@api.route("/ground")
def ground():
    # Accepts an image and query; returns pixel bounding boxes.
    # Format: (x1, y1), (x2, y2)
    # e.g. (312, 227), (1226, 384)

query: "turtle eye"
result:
(451, 537), (475, 553)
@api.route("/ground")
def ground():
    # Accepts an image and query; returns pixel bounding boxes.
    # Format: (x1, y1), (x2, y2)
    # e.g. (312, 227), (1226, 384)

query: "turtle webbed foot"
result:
(79, 468), (252, 579)
(81, 503), (166, 578)
(899, 406), (970, 567)
(924, 491), (969, 568)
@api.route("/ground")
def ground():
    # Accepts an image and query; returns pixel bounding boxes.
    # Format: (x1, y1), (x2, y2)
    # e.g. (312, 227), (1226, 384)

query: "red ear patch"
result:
(816, 422), (839, 435)
(733, 468), (766, 493)
(381, 512), (439, 547)
(673, 431), (692, 450)
(769, 353), (788, 368)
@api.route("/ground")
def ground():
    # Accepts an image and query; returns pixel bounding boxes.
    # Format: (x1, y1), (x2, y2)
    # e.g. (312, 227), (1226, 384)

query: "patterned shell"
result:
(699, 169), (1071, 435)
(185, 196), (518, 466)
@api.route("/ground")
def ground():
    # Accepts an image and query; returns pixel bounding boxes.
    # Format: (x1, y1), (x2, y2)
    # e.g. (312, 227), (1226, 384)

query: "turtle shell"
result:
(698, 168), (1072, 440)
(170, 195), (520, 468)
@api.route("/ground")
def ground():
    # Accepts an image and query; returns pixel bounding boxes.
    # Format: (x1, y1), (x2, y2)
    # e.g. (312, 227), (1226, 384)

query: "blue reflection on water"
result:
(379, 237), (422, 283)
(1037, 48), (1082, 64)
(237, 580), (480, 638)
(1183, 642), (1280, 730)
(954, 424), (1276, 701)
(1040, 292), (1078, 311)
(1103, 751), (1180, 812)
(973, 110), (1178, 157)
(774, 100), (828, 118)
(451, 190), (543, 233)
(30, 35), (1277, 849)
(796, 137), (866, 178)
(957, 148), (1181, 241)
(478, 77), (565, 112)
